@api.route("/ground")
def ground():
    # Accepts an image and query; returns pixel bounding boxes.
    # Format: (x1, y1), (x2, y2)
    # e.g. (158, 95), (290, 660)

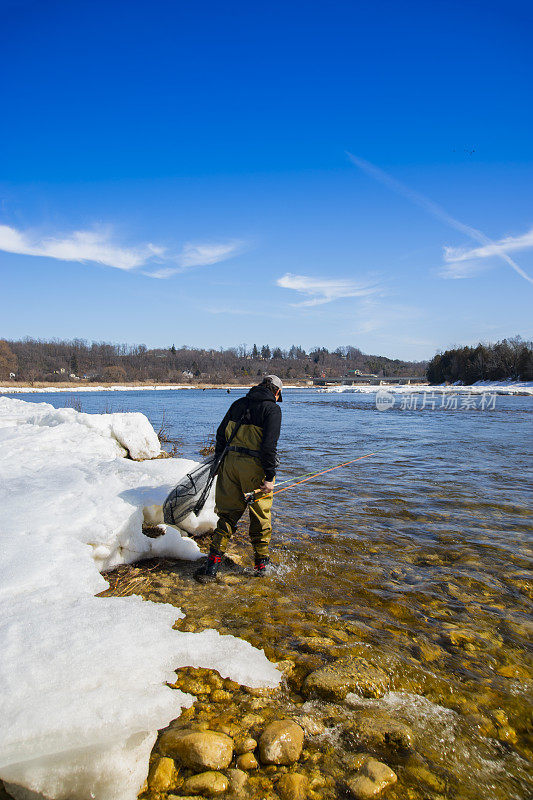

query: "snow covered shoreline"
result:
(1, 380), (531, 396)
(0, 384), (305, 394)
(0, 384), (198, 394)
(0, 399), (279, 800)
(320, 380), (533, 396)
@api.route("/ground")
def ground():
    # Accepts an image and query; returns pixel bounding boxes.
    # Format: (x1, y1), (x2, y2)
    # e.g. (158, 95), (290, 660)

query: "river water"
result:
(8, 388), (533, 799)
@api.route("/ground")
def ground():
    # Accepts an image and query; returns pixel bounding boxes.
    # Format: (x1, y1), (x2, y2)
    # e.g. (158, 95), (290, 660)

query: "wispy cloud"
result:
(276, 273), (381, 306)
(347, 153), (533, 286)
(0, 224), (243, 278)
(442, 227), (533, 278)
(145, 241), (245, 278)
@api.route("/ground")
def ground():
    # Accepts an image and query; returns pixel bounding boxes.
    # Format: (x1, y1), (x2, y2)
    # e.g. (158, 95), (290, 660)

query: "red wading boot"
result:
(194, 551), (222, 584)
(253, 556), (271, 577)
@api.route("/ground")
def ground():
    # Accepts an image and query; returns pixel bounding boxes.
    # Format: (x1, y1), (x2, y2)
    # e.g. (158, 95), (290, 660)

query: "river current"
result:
(8, 388), (533, 799)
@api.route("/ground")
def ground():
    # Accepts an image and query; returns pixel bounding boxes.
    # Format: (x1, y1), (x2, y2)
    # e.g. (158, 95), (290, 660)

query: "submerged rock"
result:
(296, 636), (337, 653)
(259, 719), (305, 765)
(343, 752), (374, 771)
(147, 756), (176, 791)
(180, 770), (229, 796)
(411, 638), (444, 663)
(302, 656), (389, 700)
(440, 624), (502, 651)
(346, 757), (397, 799)
(343, 712), (414, 754)
(405, 764), (446, 792)
(277, 772), (308, 800)
(158, 728), (233, 770)
(296, 714), (326, 736)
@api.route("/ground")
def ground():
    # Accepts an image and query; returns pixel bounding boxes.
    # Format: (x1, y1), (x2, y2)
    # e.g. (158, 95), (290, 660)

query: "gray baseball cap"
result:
(264, 374), (283, 401)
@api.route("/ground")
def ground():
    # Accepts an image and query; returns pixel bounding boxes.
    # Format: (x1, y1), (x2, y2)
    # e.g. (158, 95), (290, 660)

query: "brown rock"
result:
(346, 757), (397, 799)
(148, 756), (175, 791)
(302, 657), (389, 701)
(276, 659), (296, 677)
(259, 719), (305, 765)
(277, 772), (308, 800)
(343, 713), (414, 753)
(297, 636), (336, 653)
(405, 765), (445, 793)
(236, 751), (259, 770)
(412, 639), (443, 662)
(250, 697), (270, 710)
(180, 770), (228, 796)
(234, 736), (257, 755)
(296, 715), (325, 736)
(216, 723), (240, 739)
(210, 689), (233, 703)
(168, 795), (205, 800)
(226, 768), (248, 794)
(159, 729), (233, 770)
(342, 752), (373, 771)
(206, 672), (224, 689)
(174, 677), (210, 695)
(245, 685), (277, 697)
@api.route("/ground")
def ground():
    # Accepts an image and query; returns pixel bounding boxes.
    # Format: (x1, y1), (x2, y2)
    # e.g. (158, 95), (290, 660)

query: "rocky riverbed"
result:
(98, 522), (533, 800)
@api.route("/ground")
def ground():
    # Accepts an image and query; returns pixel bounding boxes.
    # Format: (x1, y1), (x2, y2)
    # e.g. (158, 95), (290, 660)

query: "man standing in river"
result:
(194, 375), (283, 583)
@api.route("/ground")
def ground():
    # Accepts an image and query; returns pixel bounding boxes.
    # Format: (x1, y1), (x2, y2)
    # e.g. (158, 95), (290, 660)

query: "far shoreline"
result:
(1, 380), (532, 396)
(0, 381), (310, 393)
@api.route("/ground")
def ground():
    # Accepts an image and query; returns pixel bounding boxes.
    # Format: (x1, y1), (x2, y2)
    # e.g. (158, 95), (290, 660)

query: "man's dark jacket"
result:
(215, 385), (282, 480)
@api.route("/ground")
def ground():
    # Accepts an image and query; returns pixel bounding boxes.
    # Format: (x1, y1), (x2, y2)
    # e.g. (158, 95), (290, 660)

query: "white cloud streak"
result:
(277, 273), (381, 306)
(347, 153), (533, 286)
(442, 228), (533, 278)
(145, 241), (244, 278)
(0, 224), (243, 278)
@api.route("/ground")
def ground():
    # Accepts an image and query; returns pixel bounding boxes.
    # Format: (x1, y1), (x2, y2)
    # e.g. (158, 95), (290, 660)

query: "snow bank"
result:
(0, 384), (196, 394)
(321, 380), (533, 396)
(0, 400), (162, 459)
(0, 398), (280, 800)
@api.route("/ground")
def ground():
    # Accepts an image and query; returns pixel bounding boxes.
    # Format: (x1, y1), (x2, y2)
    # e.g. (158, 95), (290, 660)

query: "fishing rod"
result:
(263, 445), (397, 490)
(244, 447), (390, 504)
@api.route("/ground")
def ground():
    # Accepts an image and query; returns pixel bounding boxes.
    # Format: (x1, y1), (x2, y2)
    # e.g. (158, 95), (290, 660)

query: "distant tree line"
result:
(0, 338), (426, 383)
(426, 338), (533, 384)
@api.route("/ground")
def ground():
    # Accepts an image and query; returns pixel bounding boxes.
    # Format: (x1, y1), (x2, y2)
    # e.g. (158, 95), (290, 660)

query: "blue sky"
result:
(1, 0), (532, 360)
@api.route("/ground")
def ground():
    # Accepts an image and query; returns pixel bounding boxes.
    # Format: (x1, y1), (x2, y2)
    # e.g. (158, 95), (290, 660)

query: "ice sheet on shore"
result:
(321, 379), (533, 395)
(0, 398), (280, 800)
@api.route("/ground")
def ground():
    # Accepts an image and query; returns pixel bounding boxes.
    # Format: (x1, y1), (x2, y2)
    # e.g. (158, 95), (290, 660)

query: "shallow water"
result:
(9, 388), (533, 798)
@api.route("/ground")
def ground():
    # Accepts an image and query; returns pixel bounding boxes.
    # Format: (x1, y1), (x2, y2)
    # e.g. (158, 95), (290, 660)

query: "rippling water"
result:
(9, 388), (533, 798)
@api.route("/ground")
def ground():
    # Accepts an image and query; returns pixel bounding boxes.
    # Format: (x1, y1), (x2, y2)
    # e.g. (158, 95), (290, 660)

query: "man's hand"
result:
(258, 480), (275, 495)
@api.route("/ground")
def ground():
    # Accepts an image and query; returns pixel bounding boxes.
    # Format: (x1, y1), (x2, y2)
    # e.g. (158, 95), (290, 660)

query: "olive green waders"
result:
(211, 451), (274, 558)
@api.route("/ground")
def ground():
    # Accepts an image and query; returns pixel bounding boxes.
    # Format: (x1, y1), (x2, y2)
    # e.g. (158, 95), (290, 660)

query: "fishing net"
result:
(163, 456), (217, 526)
(163, 402), (252, 528)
